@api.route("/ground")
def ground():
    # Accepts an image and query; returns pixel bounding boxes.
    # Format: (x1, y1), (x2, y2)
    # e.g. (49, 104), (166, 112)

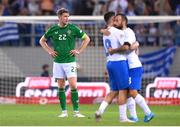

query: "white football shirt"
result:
(124, 27), (142, 68)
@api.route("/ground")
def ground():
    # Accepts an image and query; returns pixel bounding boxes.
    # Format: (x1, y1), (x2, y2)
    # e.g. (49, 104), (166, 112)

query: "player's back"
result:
(103, 27), (126, 62)
(103, 27), (129, 91)
(124, 27), (142, 68)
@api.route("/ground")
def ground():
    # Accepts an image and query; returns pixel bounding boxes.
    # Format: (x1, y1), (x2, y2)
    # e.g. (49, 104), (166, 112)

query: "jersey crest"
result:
(67, 30), (71, 35)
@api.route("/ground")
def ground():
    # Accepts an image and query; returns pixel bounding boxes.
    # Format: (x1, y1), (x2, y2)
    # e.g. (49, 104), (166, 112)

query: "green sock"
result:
(71, 89), (79, 111)
(58, 88), (66, 111)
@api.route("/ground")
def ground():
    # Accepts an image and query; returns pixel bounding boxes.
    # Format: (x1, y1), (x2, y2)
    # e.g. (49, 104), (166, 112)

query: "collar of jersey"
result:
(58, 24), (68, 29)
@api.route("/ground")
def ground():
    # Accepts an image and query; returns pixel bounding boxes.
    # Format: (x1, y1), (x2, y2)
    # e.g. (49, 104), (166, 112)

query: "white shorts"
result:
(53, 62), (77, 79)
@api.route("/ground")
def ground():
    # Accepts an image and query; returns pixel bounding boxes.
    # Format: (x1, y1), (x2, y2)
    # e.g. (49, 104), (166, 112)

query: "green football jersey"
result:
(44, 23), (86, 63)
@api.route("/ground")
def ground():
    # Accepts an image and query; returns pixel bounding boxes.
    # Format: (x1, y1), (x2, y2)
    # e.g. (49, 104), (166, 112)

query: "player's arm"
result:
(39, 35), (58, 57)
(70, 25), (90, 56)
(70, 33), (90, 56)
(129, 41), (140, 55)
(108, 42), (130, 55)
(110, 29), (139, 54)
(108, 41), (139, 55)
(135, 48), (139, 55)
(100, 28), (130, 54)
(130, 41), (139, 50)
(78, 34), (90, 53)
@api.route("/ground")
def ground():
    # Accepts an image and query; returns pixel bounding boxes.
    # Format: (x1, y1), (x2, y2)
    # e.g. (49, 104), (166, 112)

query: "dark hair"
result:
(104, 11), (115, 23)
(56, 8), (69, 16)
(116, 13), (128, 25)
(42, 64), (49, 70)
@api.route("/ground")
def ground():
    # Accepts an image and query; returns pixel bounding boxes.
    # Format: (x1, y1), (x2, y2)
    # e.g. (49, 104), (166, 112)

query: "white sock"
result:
(98, 101), (108, 114)
(62, 110), (67, 114)
(119, 104), (128, 121)
(127, 97), (137, 118)
(134, 94), (151, 115)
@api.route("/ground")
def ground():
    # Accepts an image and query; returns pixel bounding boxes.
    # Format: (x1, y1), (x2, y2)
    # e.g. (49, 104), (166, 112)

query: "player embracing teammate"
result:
(95, 12), (154, 123)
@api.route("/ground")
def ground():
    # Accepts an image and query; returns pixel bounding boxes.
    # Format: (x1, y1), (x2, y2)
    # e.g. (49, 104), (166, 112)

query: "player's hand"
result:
(48, 50), (58, 57)
(69, 49), (80, 56)
(108, 48), (114, 55)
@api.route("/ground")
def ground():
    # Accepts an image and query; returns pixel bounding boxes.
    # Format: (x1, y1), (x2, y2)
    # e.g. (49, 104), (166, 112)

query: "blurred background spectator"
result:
(174, 20), (180, 46)
(18, 7), (31, 46)
(134, 24), (147, 46)
(147, 23), (158, 46)
(161, 23), (174, 47)
(28, 0), (40, 15)
(40, 0), (54, 15)
(41, 64), (50, 77)
(93, 0), (106, 15)
(0, 0), (10, 16)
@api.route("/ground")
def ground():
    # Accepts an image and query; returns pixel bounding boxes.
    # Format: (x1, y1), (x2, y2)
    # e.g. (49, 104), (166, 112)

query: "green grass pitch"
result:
(0, 104), (180, 126)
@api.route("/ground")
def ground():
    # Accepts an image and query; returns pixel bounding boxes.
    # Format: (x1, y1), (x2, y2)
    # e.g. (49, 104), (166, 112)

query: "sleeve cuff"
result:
(81, 33), (86, 40)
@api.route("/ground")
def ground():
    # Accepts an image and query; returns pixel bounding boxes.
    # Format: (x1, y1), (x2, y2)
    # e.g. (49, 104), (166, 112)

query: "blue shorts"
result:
(106, 60), (129, 91)
(129, 67), (143, 90)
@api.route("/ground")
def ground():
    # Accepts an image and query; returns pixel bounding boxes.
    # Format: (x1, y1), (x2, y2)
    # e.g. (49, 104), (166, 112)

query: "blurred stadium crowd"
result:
(0, 0), (180, 46)
(0, 0), (179, 16)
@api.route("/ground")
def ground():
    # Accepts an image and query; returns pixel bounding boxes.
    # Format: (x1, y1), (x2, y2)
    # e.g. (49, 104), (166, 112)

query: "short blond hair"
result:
(56, 8), (69, 16)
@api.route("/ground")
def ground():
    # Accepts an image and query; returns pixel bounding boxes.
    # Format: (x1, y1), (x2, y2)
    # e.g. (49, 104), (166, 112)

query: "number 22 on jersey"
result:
(58, 34), (66, 40)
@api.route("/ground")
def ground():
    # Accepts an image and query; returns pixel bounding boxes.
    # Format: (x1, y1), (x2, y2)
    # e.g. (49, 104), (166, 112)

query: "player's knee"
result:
(67, 77), (77, 89)
(105, 92), (118, 104)
(57, 80), (65, 88)
(104, 96), (112, 104)
(118, 96), (126, 105)
(129, 90), (138, 98)
(118, 98), (126, 105)
(70, 85), (77, 90)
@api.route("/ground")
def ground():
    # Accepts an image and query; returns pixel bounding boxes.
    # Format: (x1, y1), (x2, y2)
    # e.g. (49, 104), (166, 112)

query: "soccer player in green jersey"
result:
(39, 8), (90, 118)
